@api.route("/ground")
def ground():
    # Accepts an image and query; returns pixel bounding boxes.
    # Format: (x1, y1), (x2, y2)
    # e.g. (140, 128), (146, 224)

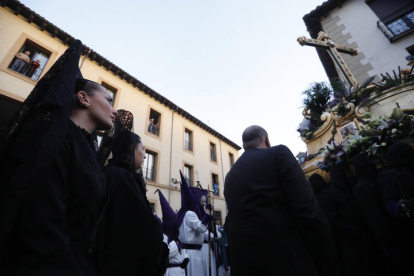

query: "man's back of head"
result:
(242, 125), (270, 150)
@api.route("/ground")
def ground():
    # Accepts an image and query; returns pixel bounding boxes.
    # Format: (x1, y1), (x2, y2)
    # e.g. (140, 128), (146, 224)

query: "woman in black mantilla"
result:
(0, 40), (117, 275)
(97, 110), (168, 276)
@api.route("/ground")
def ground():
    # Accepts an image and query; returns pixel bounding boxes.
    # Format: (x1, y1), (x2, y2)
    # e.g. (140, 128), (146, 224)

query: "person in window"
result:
(154, 122), (160, 135)
(97, 110), (168, 276)
(213, 181), (219, 196)
(10, 50), (30, 73)
(26, 59), (41, 78)
(0, 40), (117, 275)
(148, 118), (154, 133)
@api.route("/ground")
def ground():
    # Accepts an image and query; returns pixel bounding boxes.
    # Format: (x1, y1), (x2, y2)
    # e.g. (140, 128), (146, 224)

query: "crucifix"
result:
(195, 170), (203, 189)
(297, 31), (359, 89)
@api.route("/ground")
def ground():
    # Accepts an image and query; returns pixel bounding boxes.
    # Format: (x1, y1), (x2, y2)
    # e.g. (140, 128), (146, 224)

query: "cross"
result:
(297, 31), (359, 89)
(195, 170), (203, 189)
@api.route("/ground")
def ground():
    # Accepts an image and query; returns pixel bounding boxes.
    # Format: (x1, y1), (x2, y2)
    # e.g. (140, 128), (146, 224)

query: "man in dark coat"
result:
(224, 125), (339, 276)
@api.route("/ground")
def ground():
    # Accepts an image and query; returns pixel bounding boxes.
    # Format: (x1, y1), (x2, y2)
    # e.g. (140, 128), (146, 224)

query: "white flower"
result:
(327, 142), (336, 151)
(366, 143), (381, 156)
(392, 128), (398, 134)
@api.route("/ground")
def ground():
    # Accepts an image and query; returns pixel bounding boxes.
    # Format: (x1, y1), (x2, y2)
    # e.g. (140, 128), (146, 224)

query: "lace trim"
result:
(77, 126), (98, 151)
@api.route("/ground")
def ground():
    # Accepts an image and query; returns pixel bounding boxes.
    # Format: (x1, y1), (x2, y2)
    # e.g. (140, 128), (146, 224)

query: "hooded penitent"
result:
(177, 170), (206, 227)
(156, 189), (179, 243)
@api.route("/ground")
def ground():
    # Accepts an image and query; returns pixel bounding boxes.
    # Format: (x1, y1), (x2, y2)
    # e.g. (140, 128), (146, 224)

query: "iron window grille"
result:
(377, 2), (414, 42)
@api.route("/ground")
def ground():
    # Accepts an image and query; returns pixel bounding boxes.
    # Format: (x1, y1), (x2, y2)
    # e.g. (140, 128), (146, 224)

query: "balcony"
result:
(377, 3), (414, 42)
(147, 125), (160, 136)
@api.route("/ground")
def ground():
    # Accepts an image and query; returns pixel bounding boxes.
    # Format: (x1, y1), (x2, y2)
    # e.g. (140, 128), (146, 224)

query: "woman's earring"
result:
(84, 102), (90, 107)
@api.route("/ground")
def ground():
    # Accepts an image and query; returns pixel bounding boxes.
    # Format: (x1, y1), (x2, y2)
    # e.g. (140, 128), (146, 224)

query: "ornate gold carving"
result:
(301, 112), (333, 142)
(302, 107), (311, 118)
(331, 102), (356, 127)
(355, 105), (370, 118)
(297, 36), (308, 46)
(306, 169), (330, 183)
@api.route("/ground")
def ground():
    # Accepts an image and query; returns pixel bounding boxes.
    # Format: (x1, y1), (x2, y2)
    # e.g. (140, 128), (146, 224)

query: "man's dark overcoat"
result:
(224, 146), (339, 276)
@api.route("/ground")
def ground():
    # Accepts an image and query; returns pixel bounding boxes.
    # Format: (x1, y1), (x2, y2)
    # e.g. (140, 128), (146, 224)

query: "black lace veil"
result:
(0, 40), (83, 157)
(0, 40), (84, 261)
(97, 109), (141, 172)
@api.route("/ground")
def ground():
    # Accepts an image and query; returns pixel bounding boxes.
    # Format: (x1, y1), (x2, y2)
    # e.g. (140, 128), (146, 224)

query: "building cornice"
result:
(1, 0), (242, 150)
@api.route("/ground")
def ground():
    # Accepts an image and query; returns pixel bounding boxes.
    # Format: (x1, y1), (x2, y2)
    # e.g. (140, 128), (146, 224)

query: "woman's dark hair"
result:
(134, 134), (142, 148)
(74, 78), (103, 95)
(111, 132), (142, 172)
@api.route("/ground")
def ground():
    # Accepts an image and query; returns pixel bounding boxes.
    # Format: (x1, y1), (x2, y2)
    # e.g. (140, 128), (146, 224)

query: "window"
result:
(8, 39), (51, 81)
(148, 109), (161, 136)
(212, 173), (219, 196)
(143, 150), (157, 182)
(375, 2), (414, 42)
(214, 210), (222, 225)
(184, 128), (193, 151)
(101, 82), (117, 106)
(210, 142), (217, 162)
(229, 153), (234, 167)
(184, 164), (193, 186)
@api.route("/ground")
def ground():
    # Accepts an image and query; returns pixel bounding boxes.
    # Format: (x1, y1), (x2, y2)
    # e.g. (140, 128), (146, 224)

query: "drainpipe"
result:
(219, 139), (225, 188)
(79, 49), (91, 70)
(219, 139), (227, 218)
(168, 106), (178, 203)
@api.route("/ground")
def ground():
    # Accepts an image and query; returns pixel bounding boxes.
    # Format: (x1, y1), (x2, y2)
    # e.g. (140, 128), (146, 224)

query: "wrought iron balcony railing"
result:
(147, 124), (160, 136)
(377, 2), (414, 42)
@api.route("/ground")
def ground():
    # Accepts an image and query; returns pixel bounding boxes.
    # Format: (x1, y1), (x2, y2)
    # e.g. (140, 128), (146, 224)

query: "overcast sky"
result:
(21, 0), (330, 156)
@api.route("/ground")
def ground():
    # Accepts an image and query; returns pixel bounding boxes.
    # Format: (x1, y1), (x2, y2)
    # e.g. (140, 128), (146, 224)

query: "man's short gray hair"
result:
(242, 125), (268, 148)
